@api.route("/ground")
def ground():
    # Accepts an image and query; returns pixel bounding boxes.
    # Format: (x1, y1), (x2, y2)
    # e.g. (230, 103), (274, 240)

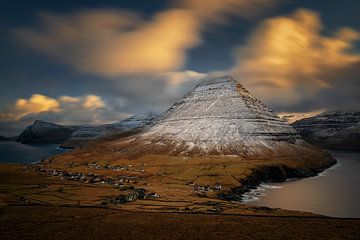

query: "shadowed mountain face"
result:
(16, 120), (76, 144)
(16, 115), (157, 145)
(100, 76), (324, 158)
(292, 111), (360, 151)
(61, 115), (157, 148)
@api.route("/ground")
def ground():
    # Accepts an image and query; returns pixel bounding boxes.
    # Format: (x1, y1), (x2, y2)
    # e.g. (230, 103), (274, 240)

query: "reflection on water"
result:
(0, 141), (67, 164)
(244, 151), (360, 218)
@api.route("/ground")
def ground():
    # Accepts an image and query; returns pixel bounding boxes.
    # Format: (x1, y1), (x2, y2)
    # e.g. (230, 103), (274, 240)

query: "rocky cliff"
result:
(292, 111), (360, 150)
(16, 120), (77, 144)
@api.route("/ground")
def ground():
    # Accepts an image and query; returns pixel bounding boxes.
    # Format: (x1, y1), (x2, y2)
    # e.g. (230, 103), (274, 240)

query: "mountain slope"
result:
(100, 76), (319, 157)
(16, 115), (157, 146)
(292, 111), (360, 150)
(61, 115), (157, 148)
(16, 120), (76, 144)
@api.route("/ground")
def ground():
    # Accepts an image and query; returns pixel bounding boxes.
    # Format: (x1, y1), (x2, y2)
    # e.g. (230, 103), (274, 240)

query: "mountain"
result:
(16, 120), (77, 143)
(61, 115), (157, 148)
(292, 111), (360, 150)
(98, 76), (324, 158)
(16, 115), (157, 146)
(0, 135), (12, 141)
(49, 76), (334, 199)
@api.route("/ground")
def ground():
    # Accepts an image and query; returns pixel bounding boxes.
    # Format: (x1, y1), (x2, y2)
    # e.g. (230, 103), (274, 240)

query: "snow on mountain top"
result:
(107, 76), (313, 157)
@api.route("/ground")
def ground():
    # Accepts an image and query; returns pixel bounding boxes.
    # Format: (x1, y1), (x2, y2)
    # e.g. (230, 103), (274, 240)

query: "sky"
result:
(0, 0), (359, 136)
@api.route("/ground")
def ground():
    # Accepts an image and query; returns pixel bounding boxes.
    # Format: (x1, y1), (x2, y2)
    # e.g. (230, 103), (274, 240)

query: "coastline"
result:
(224, 154), (337, 202)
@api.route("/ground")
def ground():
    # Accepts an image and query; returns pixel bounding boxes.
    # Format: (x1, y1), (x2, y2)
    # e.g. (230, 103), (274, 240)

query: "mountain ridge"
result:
(292, 111), (360, 150)
(99, 76), (313, 157)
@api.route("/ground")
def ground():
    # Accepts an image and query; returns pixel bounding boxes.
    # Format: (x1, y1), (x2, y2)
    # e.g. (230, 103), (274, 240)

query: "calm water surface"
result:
(0, 141), (67, 164)
(244, 151), (360, 218)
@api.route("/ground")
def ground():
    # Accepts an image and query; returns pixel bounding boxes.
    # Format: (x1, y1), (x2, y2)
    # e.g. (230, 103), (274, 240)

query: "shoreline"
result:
(219, 154), (337, 202)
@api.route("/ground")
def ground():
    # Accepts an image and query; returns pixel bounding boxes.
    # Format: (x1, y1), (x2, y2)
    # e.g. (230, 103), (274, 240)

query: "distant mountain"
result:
(0, 135), (12, 141)
(61, 114), (157, 148)
(16, 120), (77, 144)
(292, 111), (360, 151)
(16, 115), (157, 146)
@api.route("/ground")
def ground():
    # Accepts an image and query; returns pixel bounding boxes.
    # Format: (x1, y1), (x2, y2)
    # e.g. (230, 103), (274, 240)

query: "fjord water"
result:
(245, 151), (360, 218)
(0, 141), (67, 164)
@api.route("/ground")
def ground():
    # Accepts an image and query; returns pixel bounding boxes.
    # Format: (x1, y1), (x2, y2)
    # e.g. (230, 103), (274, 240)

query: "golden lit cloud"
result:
(15, 1), (279, 77)
(82, 95), (105, 109)
(277, 109), (325, 124)
(1, 94), (107, 122)
(15, 9), (200, 77)
(232, 9), (360, 106)
(14, 94), (61, 120)
(58, 96), (81, 103)
(158, 70), (207, 86)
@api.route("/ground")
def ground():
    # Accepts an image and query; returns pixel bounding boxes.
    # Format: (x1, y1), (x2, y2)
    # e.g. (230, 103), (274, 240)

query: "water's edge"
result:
(218, 153), (337, 202)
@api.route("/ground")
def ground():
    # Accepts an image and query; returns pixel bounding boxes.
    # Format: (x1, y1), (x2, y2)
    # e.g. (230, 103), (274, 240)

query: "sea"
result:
(0, 141), (68, 164)
(242, 150), (360, 218)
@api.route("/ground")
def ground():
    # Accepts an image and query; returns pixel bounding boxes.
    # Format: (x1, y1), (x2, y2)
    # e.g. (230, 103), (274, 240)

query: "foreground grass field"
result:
(1, 163), (359, 240)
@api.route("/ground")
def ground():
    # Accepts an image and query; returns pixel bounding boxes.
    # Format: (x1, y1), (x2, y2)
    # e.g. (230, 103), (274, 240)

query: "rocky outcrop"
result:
(99, 76), (331, 159)
(292, 111), (360, 151)
(16, 120), (77, 144)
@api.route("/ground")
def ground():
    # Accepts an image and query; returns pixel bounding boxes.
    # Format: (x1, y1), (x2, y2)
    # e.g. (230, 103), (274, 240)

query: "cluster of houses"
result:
(31, 166), (141, 186)
(31, 165), (161, 203)
(187, 181), (222, 195)
(86, 161), (146, 173)
(110, 189), (161, 204)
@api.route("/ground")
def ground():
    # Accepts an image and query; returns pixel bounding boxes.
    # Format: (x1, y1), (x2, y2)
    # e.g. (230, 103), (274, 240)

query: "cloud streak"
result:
(232, 9), (360, 109)
(15, 1), (279, 77)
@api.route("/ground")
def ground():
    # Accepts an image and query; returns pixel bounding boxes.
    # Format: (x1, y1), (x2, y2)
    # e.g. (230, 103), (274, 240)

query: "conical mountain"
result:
(106, 76), (322, 157)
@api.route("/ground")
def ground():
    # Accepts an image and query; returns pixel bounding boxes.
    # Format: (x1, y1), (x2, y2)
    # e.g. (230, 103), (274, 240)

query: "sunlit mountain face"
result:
(0, 0), (359, 136)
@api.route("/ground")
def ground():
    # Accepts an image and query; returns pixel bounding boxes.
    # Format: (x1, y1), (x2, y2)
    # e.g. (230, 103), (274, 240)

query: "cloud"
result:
(232, 9), (360, 109)
(277, 109), (325, 124)
(15, 9), (200, 77)
(15, 1), (279, 77)
(82, 95), (105, 109)
(158, 70), (207, 86)
(0, 93), (130, 135)
(10, 94), (61, 120)
(179, 0), (280, 23)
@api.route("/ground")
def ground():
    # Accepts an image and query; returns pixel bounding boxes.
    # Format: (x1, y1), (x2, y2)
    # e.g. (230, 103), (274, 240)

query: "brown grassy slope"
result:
(1, 206), (360, 240)
(42, 138), (336, 202)
(0, 164), (359, 240)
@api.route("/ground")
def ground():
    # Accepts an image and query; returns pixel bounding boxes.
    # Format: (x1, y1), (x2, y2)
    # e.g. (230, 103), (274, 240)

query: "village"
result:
(29, 161), (224, 204)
